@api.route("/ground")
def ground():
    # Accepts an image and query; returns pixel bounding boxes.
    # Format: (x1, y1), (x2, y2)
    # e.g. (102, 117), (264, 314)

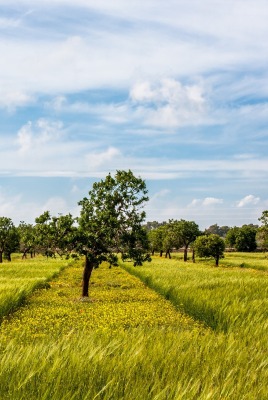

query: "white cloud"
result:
(0, 90), (33, 111)
(130, 78), (207, 128)
(16, 119), (64, 154)
(86, 147), (122, 169)
(236, 195), (260, 208)
(203, 197), (223, 206)
(188, 197), (223, 207)
(1, 1), (268, 106)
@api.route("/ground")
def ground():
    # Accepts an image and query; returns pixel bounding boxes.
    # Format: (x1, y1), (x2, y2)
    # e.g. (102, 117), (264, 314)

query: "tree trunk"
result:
(82, 255), (94, 297)
(165, 250), (171, 259)
(192, 249), (195, 263)
(215, 255), (219, 266)
(0, 251), (2, 263)
(184, 247), (188, 262)
(6, 253), (11, 262)
(160, 250), (163, 257)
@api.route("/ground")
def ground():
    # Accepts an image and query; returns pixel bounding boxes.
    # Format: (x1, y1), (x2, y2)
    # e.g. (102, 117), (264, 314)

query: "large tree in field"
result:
(0, 217), (17, 263)
(194, 234), (225, 266)
(77, 170), (151, 297)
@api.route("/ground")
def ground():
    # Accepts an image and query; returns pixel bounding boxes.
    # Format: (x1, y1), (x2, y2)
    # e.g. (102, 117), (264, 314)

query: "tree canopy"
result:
(0, 217), (18, 263)
(194, 234), (225, 266)
(77, 170), (151, 296)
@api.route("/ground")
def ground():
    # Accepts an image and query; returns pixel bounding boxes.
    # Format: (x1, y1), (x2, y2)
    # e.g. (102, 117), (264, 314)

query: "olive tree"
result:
(194, 234), (225, 266)
(77, 170), (151, 297)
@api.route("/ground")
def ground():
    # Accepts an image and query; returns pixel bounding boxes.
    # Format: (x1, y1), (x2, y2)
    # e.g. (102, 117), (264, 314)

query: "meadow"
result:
(0, 253), (267, 399)
(0, 255), (67, 324)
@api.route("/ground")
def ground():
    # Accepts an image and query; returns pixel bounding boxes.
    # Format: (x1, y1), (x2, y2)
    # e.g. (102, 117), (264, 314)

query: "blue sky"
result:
(1, 0), (268, 229)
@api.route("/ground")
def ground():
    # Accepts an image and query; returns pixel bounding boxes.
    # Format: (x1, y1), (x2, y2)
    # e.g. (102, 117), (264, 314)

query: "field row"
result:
(0, 255), (267, 399)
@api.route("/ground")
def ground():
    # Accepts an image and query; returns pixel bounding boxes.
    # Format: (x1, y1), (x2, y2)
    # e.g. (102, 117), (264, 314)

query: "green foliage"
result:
(78, 170), (150, 275)
(17, 222), (36, 258)
(35, 212), (77, 257)
(194, 234), (225, 266)
(0, 217), (18, 263)
(148, 219), (200, 260)
(257, 210), (268, 251)
(235, 225), (257, 252)
(225, 225), (257, 252)
(205, 223), (230, 237)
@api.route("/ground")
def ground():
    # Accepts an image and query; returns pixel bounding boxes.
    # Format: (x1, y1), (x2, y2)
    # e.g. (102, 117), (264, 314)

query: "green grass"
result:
(0, 254), (267, 399)
(0, 255), (68, 322)
(120, 255), (268, 334)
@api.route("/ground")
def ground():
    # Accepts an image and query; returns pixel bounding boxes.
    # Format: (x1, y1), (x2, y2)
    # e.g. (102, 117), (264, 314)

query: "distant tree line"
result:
(1, 212), (267, 267)
(1, 169), (268, 293)
(144, 212), (268, 266)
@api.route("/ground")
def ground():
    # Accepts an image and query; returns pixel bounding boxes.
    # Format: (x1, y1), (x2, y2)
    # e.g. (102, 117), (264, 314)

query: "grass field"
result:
(0, 254), (267, 399)
(0, 255), (67, 323)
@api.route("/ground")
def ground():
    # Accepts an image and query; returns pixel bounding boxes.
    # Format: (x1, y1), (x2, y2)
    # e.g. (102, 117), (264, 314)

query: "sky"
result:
(1, 0), (268, 229)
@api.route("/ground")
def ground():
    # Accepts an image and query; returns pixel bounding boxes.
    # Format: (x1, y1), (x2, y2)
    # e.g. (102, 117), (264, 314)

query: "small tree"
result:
(257, 211), (268, 251)
(0, 217), (17, 263)
(194, 234), (225, 266)
(35, 212), (76, 257)
(18, 222), (36, 259)
(3, 226), (20, 261)
(77, 170), (151, 297)
(235, 225), (257, 252)
(148, 227), (164, 255)
(176, 219), (200, 261)
(225, 226), (240, 249)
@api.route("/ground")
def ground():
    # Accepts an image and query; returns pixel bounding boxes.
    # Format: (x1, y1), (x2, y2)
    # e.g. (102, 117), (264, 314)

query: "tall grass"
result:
(0, 257), (267, 399)
(0, 328), (267, 400)
(0, 256), (68, 322)
(121, 255), (268, 334)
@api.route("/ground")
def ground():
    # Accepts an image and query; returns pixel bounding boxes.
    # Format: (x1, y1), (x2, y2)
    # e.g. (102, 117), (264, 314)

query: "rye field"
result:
(0, 253), (267, 399)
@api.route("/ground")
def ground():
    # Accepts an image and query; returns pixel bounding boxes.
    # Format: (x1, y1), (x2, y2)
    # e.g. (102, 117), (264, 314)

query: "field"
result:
(0, 253), (267, 399)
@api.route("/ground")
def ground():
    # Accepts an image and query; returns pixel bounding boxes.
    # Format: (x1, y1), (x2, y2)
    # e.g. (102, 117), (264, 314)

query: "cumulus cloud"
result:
(236, 195), (260, 208)
(130, 78), (207, 128)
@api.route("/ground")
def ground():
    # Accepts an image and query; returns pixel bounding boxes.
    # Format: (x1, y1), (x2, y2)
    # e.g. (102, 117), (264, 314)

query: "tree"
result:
(3, 226), (20, 261)
(77, 170), (151, 297)
(205, 224), (230, 237)
(148, 227), (164, 255)
(176, 219), (200, 261)
(144, 221), (166, 231)
(18, 222), (36, 259)
(194, 234), (225, 266)
(257, 210), (268, 251)
(235, 225), (257, 252)
(0, 217), (17, 263)
(225, 225), (257, 252)
(35, 212), (76, 257)
(225, 227), (240, 248)
(162, 222), (180, 259)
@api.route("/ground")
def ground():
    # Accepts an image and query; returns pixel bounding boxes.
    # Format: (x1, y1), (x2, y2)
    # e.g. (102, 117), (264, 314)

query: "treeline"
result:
(1, 212), (268, 265)
(144, 212), (268, 260)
